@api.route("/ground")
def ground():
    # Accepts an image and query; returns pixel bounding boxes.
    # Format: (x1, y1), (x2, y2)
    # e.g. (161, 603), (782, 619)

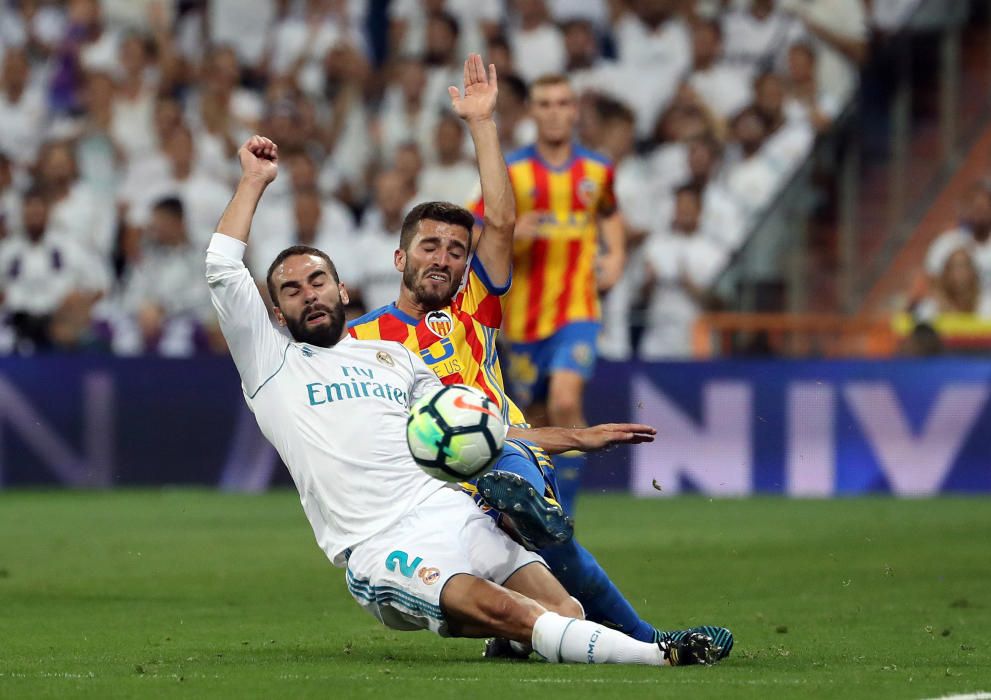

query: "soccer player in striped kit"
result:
(471, 74), (625, 515)
(350, 56), (732, 658)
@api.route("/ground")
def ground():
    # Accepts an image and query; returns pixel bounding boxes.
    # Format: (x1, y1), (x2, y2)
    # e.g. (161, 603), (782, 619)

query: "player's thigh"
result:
(440, 573), (546, 640)
(503, 561), (583, 619)
(546, 322), (599, 420)
(547, 369), (587, 423)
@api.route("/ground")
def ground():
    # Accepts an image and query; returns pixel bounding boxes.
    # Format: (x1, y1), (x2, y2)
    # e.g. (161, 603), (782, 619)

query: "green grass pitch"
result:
(0, 491), (989, 699)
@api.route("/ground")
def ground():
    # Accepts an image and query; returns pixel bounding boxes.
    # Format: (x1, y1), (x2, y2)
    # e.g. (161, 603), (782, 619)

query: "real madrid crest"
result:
(425, 310), (453, 338)
(376, 350), (395, 367)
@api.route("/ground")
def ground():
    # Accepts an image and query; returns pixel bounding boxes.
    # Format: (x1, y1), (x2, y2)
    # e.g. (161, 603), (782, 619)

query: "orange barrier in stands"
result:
(691, 313), (900, 358)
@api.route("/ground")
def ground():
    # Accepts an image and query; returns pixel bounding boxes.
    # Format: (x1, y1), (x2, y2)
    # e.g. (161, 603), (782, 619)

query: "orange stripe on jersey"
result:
(523, 238), (549, 340)
(556, 239), (583, 328)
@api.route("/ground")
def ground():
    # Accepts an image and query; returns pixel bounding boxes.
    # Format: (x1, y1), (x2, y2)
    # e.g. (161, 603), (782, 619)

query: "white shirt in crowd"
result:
(389, 0), (498, 59)
(639, 228), (729, 359)
(416, 160), (479, 208)
(208, 0), (275, 68)
(509, 22), (566, 84)
(0, 83), (47, 168)
(349, 210), (406, 313)
(0, 233), (108, 316)
(688, 63), (754, 119)
(205, 232), (445, 567)
(124, 173), (233, 250)
(246, 199), (359, 284)
(48, 183), (118, 259)
(782, 0), (868, 105)
(721, 6), (798, 70)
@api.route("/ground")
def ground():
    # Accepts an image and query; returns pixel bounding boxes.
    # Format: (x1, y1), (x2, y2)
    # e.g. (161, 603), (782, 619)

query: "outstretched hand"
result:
(448, 53), (497, 124)
(577, 423), (657, 452)
(238, 135), (279, 185)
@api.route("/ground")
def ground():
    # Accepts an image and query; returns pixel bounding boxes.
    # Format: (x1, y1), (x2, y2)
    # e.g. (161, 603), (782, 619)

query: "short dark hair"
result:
(266, 245), (339, 308)
(595, 96), (635, 125)
(152, 196), (184, 219)
(399, 201), (475, 252)
(429, 10), (460, 38)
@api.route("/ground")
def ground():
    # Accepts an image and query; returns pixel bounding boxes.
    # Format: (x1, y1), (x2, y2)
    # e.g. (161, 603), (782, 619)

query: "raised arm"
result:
(216, 135), (279, 245)
(449, 53), (515, 288)
(507, 423), (656, 455)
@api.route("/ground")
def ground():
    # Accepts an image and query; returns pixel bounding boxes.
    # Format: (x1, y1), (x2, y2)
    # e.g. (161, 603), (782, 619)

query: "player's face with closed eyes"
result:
(397, 220), (469, 309)
(271, 254), (349, 347)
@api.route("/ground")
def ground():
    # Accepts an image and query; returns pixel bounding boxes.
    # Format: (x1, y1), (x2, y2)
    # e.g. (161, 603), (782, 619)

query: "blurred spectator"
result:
(925, 184), (991, 293)
(0, 1), (65, 60)
(685, 136), (745, 250)
(722, 106), (781, 221)
(494, 73), (535, 149)
(122, 123), (232, 250)
(378, 56), (438, 165)
(613, 0), (691, 75)
(389, 0), (499, 60)
(721, 0), (796, 72)
(36, 141), (117, 259)
(391, 142), (424, 196)
(508, 0), (566, 84)
(0, 185), (107, 353)
(423, 11), (465, 113)
(753, 71), (814, 171)
(562, 18), (600, 73)
(348, 170), (415, 313)
(208, 0), (274, 71)
(547, 0), (609, 29)
(912, 245), (991, 321)
(783, 41), (839, 132)
(248, 184), (357, 286)
(779, 0), (868, 105)
(594, 98), (643, 362)
(0, 47), (47, 169)
(417, 114), (479, 205)
(313, 42), (372, 205)
(685, 19), (753, 121)
(0, 153), (21, 240)
(639, 184), (728, 359)
(114, 197), (219, 356)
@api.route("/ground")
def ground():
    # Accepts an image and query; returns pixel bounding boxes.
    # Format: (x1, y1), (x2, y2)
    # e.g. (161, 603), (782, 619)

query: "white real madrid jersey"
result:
(206, 233), (445, 567)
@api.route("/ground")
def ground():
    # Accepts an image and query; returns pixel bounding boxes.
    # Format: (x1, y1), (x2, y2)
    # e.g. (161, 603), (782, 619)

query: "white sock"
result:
(531, 612), (666, 666)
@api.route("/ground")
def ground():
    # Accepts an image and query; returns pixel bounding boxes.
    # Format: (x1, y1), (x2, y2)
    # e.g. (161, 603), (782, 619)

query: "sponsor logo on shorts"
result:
(572, 342), (594, 368)
(418, 567), (441, 585)
(376, 351), (395, 367)
(425, 310), (453, 337)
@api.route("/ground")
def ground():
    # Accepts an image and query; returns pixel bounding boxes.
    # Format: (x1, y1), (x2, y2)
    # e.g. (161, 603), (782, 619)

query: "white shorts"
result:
(344, 486), (544, 637)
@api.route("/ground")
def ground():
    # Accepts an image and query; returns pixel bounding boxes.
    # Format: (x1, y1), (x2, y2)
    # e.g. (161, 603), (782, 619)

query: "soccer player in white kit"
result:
(205, 124), (717, 666)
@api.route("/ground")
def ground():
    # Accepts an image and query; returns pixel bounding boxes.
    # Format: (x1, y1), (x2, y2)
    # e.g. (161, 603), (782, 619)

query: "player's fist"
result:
(238, 135), (279, 185)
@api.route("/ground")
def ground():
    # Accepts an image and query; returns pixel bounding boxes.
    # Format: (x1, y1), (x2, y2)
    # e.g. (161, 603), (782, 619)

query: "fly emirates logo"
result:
(305, 365), (409, 408)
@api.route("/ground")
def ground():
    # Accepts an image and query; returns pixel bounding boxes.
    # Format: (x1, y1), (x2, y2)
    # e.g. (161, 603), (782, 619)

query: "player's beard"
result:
(283, 302), (346, 348)
(403, 264), (463, 310)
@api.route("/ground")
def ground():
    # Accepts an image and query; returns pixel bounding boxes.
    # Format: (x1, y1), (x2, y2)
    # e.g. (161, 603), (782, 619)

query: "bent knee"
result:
(478, 590), (543, 629)
(546, 595), (583, 620)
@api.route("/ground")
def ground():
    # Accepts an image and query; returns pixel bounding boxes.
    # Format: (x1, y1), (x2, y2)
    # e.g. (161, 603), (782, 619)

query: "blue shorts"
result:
(464, 438), (560, 513)
(506, 321), (600, 407)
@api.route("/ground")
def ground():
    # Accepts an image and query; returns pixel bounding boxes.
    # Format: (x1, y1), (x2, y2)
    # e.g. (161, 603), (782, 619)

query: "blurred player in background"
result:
(471, 74), (625, 514)
(350, 55), (732, 658)
(205, 133), (718, 668)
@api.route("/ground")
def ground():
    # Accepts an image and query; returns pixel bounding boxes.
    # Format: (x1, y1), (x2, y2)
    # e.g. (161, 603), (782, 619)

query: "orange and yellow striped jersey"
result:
(347, 257), (527, 426)
(472, 143), (617, 343)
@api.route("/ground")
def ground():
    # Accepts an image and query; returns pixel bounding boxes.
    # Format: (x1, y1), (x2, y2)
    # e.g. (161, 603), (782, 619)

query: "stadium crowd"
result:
(0, 0), (906, 358)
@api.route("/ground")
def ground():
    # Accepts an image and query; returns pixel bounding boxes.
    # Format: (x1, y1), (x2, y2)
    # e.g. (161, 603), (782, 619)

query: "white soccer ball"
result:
(406, 384), (506, 482)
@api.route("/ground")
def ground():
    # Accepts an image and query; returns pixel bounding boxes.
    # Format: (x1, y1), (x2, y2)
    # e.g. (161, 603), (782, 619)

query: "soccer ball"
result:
(406, 384), (506, 482)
